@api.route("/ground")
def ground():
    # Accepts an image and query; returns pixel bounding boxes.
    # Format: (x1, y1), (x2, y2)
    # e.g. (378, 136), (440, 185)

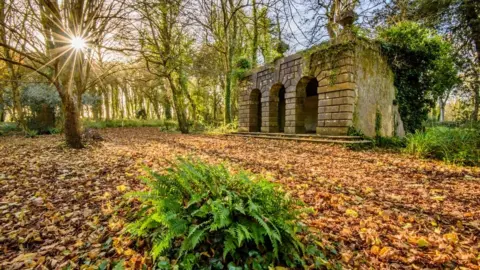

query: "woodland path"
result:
(1, 127), (479, 269)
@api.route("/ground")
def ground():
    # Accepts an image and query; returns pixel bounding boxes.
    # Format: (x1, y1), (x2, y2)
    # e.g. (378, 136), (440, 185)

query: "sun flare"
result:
(71, 37), (86, 50)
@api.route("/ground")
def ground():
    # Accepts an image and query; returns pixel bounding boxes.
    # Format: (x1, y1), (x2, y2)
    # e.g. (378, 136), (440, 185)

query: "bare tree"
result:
(0, 0), (125, 148)
(0, 0), (29, 129)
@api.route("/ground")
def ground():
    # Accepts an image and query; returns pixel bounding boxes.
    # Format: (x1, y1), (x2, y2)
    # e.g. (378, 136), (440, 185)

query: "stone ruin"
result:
(238, 37), (405, 137)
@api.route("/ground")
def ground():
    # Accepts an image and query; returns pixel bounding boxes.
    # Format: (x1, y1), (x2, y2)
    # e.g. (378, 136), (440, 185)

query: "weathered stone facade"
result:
(238, 39), (404, 137)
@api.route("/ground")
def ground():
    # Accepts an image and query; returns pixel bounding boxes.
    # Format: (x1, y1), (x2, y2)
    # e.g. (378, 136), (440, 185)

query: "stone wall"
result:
(238, 39), (401, 137)
(353, 45), (396, 137)
(312, 44), (356, 135)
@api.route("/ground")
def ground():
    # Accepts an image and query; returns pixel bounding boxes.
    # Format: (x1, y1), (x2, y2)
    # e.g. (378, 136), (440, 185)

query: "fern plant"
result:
(126, 158), (329, 269)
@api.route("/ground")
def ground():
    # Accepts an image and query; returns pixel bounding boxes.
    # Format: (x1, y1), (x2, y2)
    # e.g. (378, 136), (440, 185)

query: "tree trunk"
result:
(124, 86), (132, 118)
(152, 101), (162, 119)
(463, 0), (480, 66)
(223, 0), (238, 125)
(112, 86), (118, 119)
(103, 89), (110, 120)
(472, 85), (479, 121)
(58, 87), (83, 149)
(182, 71), (197, 125)
(438, 98), (445, 122)
(0, 91), (4, 122)
(0, 0), (25, 129)
(164, 98), (172, 120)
(463, 0), (480, 122)
(224, 70), (232, 124)
(251, 0), (258, 67)
(167, 75), (189, 133)
(77, 90), (83, 118)
(11, 82), (25, 129)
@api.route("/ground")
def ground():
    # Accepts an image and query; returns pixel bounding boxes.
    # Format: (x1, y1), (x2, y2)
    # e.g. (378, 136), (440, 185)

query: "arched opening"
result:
(269, 84), (286, 133)
(249, 89), (262, 132)
(304, 79), (319, 133)
(295, 77), (319, 134)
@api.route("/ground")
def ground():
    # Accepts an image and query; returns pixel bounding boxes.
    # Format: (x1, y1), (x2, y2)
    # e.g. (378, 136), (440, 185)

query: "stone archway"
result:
(295, 77), (319, 133)
(249, 89), (262, 132)
(268, 84), (286, 133)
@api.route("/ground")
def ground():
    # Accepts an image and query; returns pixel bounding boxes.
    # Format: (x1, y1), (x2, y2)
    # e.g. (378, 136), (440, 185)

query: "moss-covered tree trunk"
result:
(164, 98), (172, 120)
(223, 0), (238, 125)
(167, 75), (189, 133)
(103, 89), (110, 120)
(472, 85), (479, 121)
(251, 0), (258, 67)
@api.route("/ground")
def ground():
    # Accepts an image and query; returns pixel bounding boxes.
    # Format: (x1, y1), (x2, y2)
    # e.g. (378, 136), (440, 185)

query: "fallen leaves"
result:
(1, 127), (480, 269)
(345, 208), (359, 218)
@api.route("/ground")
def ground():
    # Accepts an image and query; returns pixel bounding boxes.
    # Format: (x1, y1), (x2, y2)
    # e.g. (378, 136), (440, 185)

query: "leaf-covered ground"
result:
(1, 127), (479, 269)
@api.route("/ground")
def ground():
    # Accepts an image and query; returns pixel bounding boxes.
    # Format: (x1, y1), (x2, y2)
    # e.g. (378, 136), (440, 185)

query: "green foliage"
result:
(374, 136), (406, 149)
(235, 58), (251, 70)
(83, 119), (178, 131)
(21, 84), (60, 112)
(375, 109), (382, 137)
(275, 40), (289, 55)
(82, 93), (102, 107)
(159, 120), (179, 132)
(127, 158), (332, 269)
(22, 84), (59, 134)
(347, 126), (364, 137)
(205, 122), (238, 135)
(24, 129), (39, 138)
(135, 109), (148, 120)
(405, 127), (480, 166)
(0, 122), (20, 136)
(379, 21), (459, 133)
(233, 57), (252, 80)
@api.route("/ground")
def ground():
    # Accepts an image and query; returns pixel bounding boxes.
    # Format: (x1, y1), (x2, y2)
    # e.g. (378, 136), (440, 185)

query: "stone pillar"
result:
(260, 94), (269, 133)
(316, 53), (356, 135)
(284, 86), (300, 134)
(248, 96), (260, 132)
(266, 98), (279, 133)
(238, 85), (250, 132)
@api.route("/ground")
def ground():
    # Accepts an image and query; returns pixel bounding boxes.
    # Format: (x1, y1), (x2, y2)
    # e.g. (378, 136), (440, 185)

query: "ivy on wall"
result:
(378, 21), (458, 133)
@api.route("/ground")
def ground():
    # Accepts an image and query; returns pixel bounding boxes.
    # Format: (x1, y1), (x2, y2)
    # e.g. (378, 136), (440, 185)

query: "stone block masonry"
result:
(238, 39), (401, 137)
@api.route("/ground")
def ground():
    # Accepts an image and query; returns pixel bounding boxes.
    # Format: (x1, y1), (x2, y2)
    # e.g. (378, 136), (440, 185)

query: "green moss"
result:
(328, 68), (339, 86)
(375, 109), (382, 137)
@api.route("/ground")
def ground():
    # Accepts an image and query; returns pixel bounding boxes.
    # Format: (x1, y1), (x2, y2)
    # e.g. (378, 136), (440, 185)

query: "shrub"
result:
(159, 120), (178, 132)
(374, 136), (406, 149)
(127, 158), (331, 269)
(0, 122), (20, 136)
(24, 129), (39, 138)
(136, 109), (148, 120)
(205, 122), (238, 135)
(405, 127), (480, 166)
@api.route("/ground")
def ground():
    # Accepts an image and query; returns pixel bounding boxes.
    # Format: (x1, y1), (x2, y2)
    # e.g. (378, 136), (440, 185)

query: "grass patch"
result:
(374, 136), (406, 149)
(203, 122), (238, 135)
(83, 119), (178, 131)
(405, 126), (480, 166)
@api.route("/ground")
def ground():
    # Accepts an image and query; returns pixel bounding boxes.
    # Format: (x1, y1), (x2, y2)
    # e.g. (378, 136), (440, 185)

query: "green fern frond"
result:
(126, 157), (326, 269)
(223, 234), (237, 259)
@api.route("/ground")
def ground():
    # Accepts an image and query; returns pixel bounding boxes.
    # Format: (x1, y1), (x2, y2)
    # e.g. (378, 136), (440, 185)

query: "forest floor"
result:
(1, 127), (480, 269)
